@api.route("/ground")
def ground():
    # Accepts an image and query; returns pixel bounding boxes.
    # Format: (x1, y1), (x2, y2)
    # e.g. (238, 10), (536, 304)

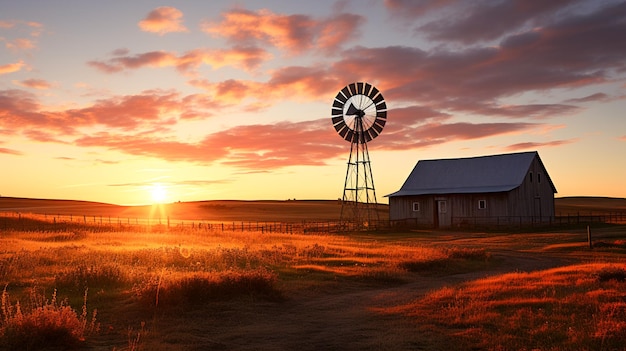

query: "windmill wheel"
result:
(331, 82), (387, 143)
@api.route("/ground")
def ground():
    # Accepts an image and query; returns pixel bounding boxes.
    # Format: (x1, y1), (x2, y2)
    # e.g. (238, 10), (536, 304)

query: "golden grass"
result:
(382, 263), (626, 350)
(2, 207), (626, 350)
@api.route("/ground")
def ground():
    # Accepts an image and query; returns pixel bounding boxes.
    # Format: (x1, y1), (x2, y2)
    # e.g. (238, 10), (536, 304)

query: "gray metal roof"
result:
(386, 151), (556, 197)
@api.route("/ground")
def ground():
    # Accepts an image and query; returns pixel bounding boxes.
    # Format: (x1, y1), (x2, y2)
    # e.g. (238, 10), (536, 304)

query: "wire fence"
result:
(390, 212), (626, 230)
(1, 210), (624, 234)
(0, 211), (379, 234)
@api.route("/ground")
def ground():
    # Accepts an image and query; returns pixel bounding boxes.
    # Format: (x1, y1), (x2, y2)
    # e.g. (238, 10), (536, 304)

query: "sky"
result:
(1, 0), (625, 206)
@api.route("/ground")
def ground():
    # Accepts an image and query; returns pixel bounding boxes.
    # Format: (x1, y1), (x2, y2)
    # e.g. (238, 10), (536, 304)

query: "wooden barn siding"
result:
(389, 193), (510, 223)
(506, 156), (555, 219)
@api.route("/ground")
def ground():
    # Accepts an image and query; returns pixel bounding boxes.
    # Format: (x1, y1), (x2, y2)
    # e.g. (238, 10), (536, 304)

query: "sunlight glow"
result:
(150, 183), (168, 204)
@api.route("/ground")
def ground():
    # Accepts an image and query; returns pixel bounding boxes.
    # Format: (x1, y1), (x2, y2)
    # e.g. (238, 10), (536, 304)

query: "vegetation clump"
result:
(0, 288), (98, 350)
(135, 268), (281, 307)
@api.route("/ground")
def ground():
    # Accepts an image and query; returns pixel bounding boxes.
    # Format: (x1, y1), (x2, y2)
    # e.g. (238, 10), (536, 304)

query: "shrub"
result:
(0, 288), (98, 350)
(136, 268), (281, 307)
(55, 263), (127, 291)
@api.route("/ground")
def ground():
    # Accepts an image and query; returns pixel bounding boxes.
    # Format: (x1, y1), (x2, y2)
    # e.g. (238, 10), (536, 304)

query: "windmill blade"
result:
(356, 82), (364, 94)
(376, 101), (387, 111)
(344, 129), (354, 142)
(373, 93), (385, 105)
(332, 100), (344, 109)
(376, 110), (387, 119)
(375, 117), (386, 128)
(341, 86), (351, 99)
(335, 91), (347, 103)
(372, 122), (384, 134)
(348, 83), (357, 95)
(363, 83), (372, 97)
(332, 116), (344, 126)
(368, 86), (379, 99)
(332, 107), (343, 117)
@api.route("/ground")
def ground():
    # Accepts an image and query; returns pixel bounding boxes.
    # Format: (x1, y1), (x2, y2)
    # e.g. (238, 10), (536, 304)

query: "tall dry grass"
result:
(0, 287), (98, 350)
(386, 263), (626, 350)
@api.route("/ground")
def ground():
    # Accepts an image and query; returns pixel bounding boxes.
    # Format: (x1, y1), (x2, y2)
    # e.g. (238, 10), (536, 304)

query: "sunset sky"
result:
(1, 0), (625, 205)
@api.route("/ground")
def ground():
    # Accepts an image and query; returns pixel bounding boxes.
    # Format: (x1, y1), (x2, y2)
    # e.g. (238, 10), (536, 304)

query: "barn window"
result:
(412, 202), (420, 212)
(529, 172), (533, 183)
(478, 199), (487, 210)
(537, 173), (541, 183)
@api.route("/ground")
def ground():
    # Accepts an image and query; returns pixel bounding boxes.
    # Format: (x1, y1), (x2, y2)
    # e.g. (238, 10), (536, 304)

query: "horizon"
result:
(2, 1), (625, 206)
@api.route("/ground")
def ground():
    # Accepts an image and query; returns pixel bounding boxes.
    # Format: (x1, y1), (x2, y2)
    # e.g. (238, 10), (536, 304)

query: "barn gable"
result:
(386, 151), (556, 197)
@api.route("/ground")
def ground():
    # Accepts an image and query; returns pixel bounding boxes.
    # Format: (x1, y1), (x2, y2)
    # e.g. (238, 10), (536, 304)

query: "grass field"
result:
(1, 197), (625, 350)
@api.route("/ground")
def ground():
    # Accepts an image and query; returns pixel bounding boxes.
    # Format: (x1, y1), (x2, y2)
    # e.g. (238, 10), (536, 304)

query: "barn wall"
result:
(507, 156), (555, 219)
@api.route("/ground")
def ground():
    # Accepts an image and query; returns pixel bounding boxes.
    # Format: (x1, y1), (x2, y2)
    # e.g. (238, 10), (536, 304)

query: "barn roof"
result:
(386, 151), (557, 197)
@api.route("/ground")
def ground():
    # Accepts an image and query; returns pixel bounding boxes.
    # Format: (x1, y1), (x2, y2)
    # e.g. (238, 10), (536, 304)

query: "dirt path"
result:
(137, 249), (576, 351)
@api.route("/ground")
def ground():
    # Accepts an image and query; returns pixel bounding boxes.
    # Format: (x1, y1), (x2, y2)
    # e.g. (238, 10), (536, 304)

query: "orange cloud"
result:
(202, 8), (364, 54)
(0, 61), (25, 74)
(138, 6), (188, 35)
(619, 136), (626, 142)
(89, 47), (270, 73)
(14, 78), (52, 89)
(0, 147), (22, 155)
(5, 38), (36, 50)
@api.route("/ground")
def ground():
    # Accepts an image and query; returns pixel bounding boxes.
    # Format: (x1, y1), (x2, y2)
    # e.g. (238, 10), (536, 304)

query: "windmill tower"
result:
(331, 82), (387, 230)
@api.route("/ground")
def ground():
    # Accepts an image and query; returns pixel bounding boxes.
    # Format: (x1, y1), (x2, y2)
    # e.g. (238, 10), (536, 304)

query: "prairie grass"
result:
(388, 263), (626, 350)
(11, 212), (626, 350)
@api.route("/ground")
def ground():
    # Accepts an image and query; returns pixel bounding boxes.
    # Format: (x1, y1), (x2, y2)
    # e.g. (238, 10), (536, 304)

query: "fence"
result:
(2, 210), (624, 234)
(390, 212), (626, 230)
(0, 211), (384, 234)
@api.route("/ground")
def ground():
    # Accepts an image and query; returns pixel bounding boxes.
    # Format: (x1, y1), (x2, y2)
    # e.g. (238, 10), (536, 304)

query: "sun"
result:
(150, 183), (168, 203)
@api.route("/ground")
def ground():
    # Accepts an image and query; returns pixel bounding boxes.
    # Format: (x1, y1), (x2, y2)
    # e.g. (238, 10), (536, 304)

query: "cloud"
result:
(201, 8), (364, 54)
(0, 89), (219, 138)
(619, 135), (626, 142)
(504, 139), (579, 151)
(0, 61), (25, 74)
(138, 6), (188, 35)
(88, 47), (271, 73)
(13, 78), (53, 89)
(565, 93), (609, 103)
(0, 147), (22, 155)
(416, 0), (581, 44)
(5, 37), (36, 50)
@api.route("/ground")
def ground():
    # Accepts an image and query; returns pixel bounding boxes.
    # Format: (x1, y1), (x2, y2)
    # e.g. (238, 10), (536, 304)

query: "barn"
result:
(385, 151), (557, 228)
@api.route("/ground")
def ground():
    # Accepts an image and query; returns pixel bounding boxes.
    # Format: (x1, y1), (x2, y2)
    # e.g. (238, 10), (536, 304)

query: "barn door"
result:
(435, 199), (451, 228)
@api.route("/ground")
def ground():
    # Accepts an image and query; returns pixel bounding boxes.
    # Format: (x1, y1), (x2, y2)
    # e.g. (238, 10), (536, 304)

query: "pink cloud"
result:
(0, 61), (25, 74)
(202, 8), (364, 54)
(14, 78), (52, 89)
(619, 136), (626, 142)
(0, 89), (218, 137)
(504, 139), (579, 151)
(138, 6), (188, 35)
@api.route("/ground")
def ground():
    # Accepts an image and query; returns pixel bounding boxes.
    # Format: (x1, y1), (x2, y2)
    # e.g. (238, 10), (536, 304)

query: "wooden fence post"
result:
(587, 225), (593, 249)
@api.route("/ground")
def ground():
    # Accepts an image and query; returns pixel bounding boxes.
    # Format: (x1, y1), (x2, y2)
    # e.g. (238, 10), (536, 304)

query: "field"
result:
(1, 197), (626, 350)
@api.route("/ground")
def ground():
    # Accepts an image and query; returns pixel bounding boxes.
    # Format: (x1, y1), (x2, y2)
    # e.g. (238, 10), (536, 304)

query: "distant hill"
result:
(554, 196), (626, 215)
(0, 197), (387, 222)
(1, 196), (624, 221)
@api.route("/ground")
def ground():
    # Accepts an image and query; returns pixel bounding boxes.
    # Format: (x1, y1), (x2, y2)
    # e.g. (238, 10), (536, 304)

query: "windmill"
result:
(331, 82), (387, 230)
